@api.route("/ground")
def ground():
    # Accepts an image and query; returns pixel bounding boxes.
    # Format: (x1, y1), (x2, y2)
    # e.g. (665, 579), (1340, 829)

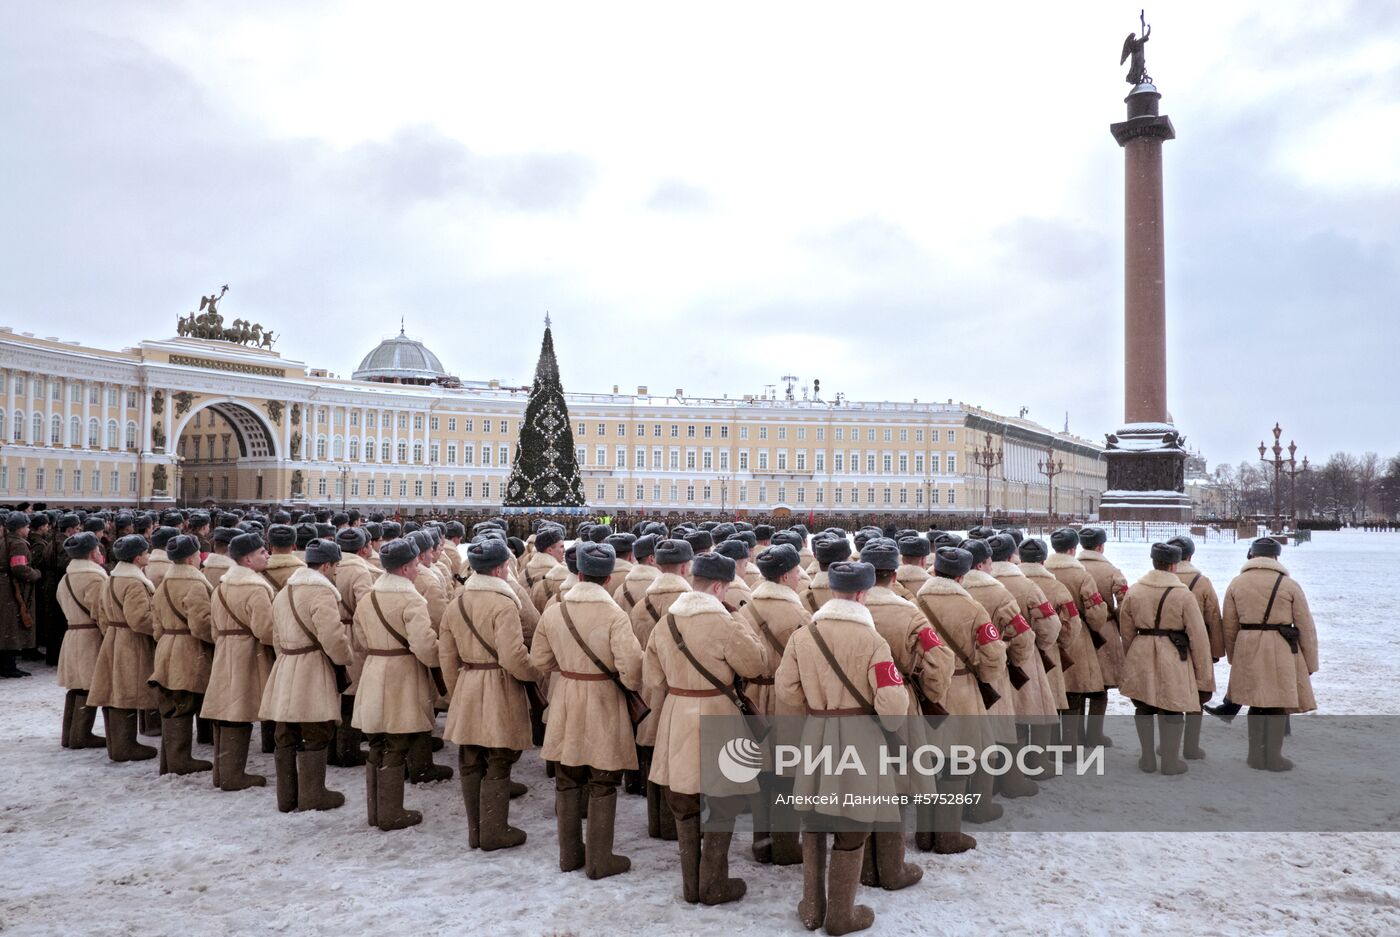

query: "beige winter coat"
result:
(723, 575), (753, 611)
(1079, 550), (1128, 687)
(737, 579), (811, 716)
(56, 560), (108, 690)
(644, 590), (768, 795)
(1177, 561), (1225, 661)
(629, 571), (690, 746)
(1045, 553), (1111, 693)
(1022, 563), (1082, 707)
(797, 571), (832, 614)
(1222, 558), (1318, 713)
(441, 573), (541, 751)
(1119, 569), (1214, 712)
(613, 562), (660, 615)
(200, 565), (276, 724)
(415, 561), (451, 631)
(86, 563), (158, 710)
(145, 550), (172, 592)
(963, 569), (1031, 738)
(260, 553), (305, 594)
(990, 562), (1061, 720)
(895, 563), (930, 597)
(775, 599), (910, 823)
(523, 552), (559, 611)
(866, 585), (955, 716)
(151, 564), (215, 694)
(335, 552), (378, 695)
(201, 553), (234, 590)
(351, 572), (440, 734)
(529, 582), (643, 771)
(259, 566), (354, 724)
(913, 577), (1005, 719)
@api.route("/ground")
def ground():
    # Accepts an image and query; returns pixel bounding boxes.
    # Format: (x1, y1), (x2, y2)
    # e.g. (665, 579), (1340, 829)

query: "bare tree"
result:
(1357, 452), (1380, 520)
(1320, 452), (1360, 522)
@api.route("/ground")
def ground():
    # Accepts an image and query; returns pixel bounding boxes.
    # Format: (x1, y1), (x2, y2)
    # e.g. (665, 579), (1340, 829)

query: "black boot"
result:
(1, 652), (32, 678)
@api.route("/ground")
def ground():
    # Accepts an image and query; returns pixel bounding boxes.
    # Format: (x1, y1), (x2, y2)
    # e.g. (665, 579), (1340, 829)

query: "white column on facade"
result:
(282, 399), (293, 461)
(140, 383), (153, 453)
(62, 377), (73, 448)
(5, 368), (15, 440)
(359, 406), (368, 464)
(391, 409), (400, 465)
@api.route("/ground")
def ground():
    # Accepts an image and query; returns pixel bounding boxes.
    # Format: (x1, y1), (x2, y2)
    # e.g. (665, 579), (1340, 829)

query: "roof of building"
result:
(352, 325), (447, 382)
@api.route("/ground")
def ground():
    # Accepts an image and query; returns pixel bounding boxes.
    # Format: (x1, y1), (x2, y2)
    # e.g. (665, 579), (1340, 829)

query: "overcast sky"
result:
(2, 1), (1396, 468)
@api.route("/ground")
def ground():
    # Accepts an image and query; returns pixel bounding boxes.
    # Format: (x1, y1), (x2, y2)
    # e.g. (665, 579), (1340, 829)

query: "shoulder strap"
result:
(804, 590), (819, 613)
(259, 569), (281, 589)
(747, 603), (784, 655)
(64, 575), (92, 620)
(1153, 588), (1172, 629)
(559, 600), (616, 677)
(369, 591), (413, 651)
(1261, 572), (1287, 625)
(157, 582), (189, 629)
(807, 623), (875, 716)
(917, 598), (978, 675)
(287, 585), (331, 653)
(1187, 573), (1202, 592)
(665, 612), (745, 709)
(622, 581), (637, 607)
(457, 593), (499, 662)
(215, 585), (253, 634)
(644, 595), (661, 623)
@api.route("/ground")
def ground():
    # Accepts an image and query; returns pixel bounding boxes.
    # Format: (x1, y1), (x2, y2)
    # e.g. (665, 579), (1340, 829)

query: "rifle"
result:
(918, 598), (1000, 710)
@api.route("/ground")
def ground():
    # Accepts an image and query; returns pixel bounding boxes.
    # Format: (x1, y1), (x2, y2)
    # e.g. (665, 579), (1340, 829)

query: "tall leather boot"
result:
(675, 812), (701, 903)
(376, 763), (423, 830)
(584, 788), (631, 880)
(217, 724), (266, 791)
(365, 745), (381, 828)
(1182, 712), (1206, 759)
(699, 830), (746, 905)
(275, 740), (299, 812)
(751, 792), (773, 863)
(107, 708), (157, 763)
(259, 720), (276, 754)
(962, 768), (1002, 824)
(1264, 714), (1294, 772)
(211, 724), (223, 788)
(163, 714), (211, 776)
(1247, 711), (1267, 770)
(479, 778), (527, 850)
(459, 752), (483, 848)
(1158, 714), (1187, 775)
(338, 697), (366, 767)
(824, 842), (876, 935)
(1135, 710), (1157, 773)
(1084, 694), (1112, 748)
(61, 689), (78, 749)
(298, 748), (345, 811)
(932, 775), (976, 854)
(556, 785), (585, 872)
(70, 693), (105, 749)
(797, 831), (828, 931)
(872, 831), (922, 890)
(406, 732), (453, 784)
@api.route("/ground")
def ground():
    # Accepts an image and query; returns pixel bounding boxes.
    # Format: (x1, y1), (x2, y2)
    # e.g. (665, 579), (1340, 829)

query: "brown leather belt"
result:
(953, 667), (973, 676)
(279, 645), (319, 656)
(364, 648), (412, 657)
(667, 686), (726, 698)
(807, 706), (866, 716)
(67, 623), (99, 631)
(560, 670), (611, 681)
(746, 676), (775, 686)
(460, 661), (502, 671)
(215, 629), (251, 638)
(161, 628), (192, 636)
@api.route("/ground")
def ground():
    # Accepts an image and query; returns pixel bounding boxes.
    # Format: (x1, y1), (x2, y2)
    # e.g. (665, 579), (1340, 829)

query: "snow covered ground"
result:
(3, 531), (1399, 936)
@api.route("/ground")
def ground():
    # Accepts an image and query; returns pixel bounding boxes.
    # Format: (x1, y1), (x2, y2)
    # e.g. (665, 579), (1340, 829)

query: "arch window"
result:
(412, 443), (423, 463)
(316, 436), (328, 460)
(397, 441), (407, 463)
(106, 420), (119, 449)
(125, 421), (137, 450)
(50, 415), (61, 445)
(332, 436), (344, 460)
(12, 410), (26, 441)
(349, 438), (360, 461)
(0, 411), (6, 441)
(69, 416), (80, 446)
(88, 418), (99, 448)
(33, 412), (44, 443)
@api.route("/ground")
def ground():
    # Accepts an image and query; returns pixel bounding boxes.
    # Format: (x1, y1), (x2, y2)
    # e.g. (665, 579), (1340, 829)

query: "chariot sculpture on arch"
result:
(175, 284), (277, 348)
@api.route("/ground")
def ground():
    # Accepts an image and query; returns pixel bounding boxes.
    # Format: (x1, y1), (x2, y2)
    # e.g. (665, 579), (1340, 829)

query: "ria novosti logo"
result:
(716, 737), (764, 783)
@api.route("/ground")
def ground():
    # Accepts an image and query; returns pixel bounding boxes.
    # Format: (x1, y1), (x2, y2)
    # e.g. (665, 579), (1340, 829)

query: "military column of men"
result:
(19, 503), (1322, 937)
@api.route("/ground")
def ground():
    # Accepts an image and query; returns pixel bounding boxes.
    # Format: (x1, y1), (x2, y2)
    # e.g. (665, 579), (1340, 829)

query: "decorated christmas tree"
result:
(504, 319), (586, 508)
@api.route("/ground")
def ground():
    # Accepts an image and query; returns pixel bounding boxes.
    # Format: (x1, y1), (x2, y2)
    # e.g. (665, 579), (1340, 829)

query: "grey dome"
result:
(353, 328), (447, 383)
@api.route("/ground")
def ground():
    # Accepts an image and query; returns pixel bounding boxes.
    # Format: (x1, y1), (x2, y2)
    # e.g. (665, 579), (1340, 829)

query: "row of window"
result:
(0, 465), (135, 495)
(280, 410), (513, 434)
(6, 375), (138, 408)
(566, 445), (959, 475)
(572, 482), (958, 506)
(0, 411), (138, 449)
(574, 422), (957, 444)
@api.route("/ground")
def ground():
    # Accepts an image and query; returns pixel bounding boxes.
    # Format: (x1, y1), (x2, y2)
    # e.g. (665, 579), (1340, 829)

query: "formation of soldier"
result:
(3, 503), (1320, 935)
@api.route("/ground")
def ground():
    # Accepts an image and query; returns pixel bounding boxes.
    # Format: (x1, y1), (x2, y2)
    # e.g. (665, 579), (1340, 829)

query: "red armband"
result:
(975, 621), (1001, 646)
(1009, 614), (1031, 635)
(917, 626), (942, 651)
(1116, 584), (1129, 597)
(1089, 592), (1105, 607)
(9, 555), (28, 567)
(199, 552), (209, 564)
(874, 660), (903, 687)
(1038, 602), (1056, 620)
(1063, 601), (1079, 619)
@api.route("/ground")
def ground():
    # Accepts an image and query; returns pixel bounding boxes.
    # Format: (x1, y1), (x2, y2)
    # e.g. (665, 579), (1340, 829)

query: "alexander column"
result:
(1100, 13), (1193, 522)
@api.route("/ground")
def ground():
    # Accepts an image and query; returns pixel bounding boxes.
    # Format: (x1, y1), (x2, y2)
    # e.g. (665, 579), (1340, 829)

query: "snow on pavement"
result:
(2, 531), (1399, 936)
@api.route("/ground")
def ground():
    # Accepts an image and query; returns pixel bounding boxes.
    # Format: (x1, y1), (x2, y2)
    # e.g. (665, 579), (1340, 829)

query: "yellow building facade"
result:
(0, 326), (1106, 518)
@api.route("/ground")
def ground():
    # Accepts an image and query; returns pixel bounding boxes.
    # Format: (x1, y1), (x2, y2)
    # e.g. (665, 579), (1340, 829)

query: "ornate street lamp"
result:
(972, 431), (1004, 525)
(1038, 449), (1064, 522)
(1258, 423), (1287, 533)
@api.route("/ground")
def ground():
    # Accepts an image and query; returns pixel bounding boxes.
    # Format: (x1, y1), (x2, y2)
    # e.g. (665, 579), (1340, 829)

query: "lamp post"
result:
(972, 431), (1003, 525)
(1284, 445), (1309, 528)
(718, 473), (731, 520)
(338, 463), (350, 513)
(1258, 423), (1287, 533)
(1037, 450), (1064, 523)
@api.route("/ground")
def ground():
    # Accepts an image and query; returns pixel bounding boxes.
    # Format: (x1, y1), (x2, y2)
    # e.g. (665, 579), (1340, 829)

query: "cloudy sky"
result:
(2, 1), (1396, 467)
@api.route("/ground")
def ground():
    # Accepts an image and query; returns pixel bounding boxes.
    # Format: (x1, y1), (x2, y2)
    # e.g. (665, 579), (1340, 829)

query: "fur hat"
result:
(755, 544), (800, 580)
(655, 539), (694, 566)
(336, 527), (367, 553)
(167, 534), (200, 561)
(814, 536), (851, 567)
(714, 538), (749, 562)
(897, 535), (930, 558)
(633, 534), (658, 561)
(988, 533), (1017, 563)
(228, 532), (265, 562)
(1079, 527), (1108, 550)
(859, 538), (900, 571)
(1018, 538), (1048, 564)
(63, 532), (100, 559)
(1250, 537), (1283, 559)
(534, 527), (564, 551)
(305, 539), (343, 565)
(1150, 542), (1182, 566)
(691, 551), (736, 583)
(151, 526), (180, 550)
(267, 524), (297, 548)
(380, 537), (420, 570)
(467, 537), (512, 573)
(606, 533), (636, 556)
(933, 546), (973, 578)
(827, 561), (875, 593)
(577, 542), (617, 578)
(112, 534), (149, 562)
(1166, 535), (1196, 559)
(1050, 527), (1080, 553)
(962, 538), (991, 567)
